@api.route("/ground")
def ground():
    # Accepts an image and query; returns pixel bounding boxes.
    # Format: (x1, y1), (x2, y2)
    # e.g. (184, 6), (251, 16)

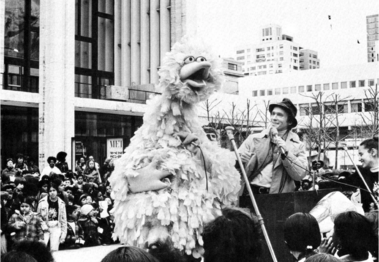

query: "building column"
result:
(160, 0), (170, 62)
(121, 0), (131, 88)
(140, 0), (150, 84)
(38, 0), (75, 170)
(0, 0), (4, 168)
(150, 0), (160, 84)
(130, 0), (140, 85)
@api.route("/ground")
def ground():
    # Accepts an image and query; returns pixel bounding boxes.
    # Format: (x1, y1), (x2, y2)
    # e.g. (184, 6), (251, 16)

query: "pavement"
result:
(53, 244), (123, 262)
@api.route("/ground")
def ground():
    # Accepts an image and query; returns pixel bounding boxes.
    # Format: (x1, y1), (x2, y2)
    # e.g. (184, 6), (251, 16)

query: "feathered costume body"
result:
(109, 37), (241, 256)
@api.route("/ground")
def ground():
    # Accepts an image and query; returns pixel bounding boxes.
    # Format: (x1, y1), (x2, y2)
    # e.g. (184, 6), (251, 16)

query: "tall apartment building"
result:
(367, 14), (379, 62)
(235, 24), (319, 77)
(300, 49), (320, 70)
(0, 0), (195, 169)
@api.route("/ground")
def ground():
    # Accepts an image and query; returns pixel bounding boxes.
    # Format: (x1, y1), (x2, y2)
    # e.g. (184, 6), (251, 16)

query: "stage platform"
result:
(53, 244), (123, 262)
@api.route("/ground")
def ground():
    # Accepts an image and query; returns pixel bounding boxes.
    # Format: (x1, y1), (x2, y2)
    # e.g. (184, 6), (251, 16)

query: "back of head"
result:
(202, 207), (263, 262)
(14, 240), (54, 262)
(284, 213), (321, 253)
(334, 211), (374, 258)
(101, 246), (159, 262)
(305, 254), (342, 262)
(1, 251), (38, 262)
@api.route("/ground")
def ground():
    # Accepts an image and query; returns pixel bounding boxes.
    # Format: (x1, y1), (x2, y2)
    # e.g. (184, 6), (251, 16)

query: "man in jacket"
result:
(238, 98), (308, 194)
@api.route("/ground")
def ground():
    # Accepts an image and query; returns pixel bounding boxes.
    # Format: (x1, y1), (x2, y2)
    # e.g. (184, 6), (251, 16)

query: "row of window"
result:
(298, 100), (376, 116)
(236, 44), (291, 56)
(251, 79), (377, 97)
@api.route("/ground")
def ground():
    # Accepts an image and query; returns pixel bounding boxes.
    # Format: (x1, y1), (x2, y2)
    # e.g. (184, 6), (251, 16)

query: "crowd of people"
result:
(1, 152), (117, 254)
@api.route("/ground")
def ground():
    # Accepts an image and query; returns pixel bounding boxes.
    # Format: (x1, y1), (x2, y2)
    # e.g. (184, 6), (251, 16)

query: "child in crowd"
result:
(62, 205), (84, 250)
(80, 204), (102, 247)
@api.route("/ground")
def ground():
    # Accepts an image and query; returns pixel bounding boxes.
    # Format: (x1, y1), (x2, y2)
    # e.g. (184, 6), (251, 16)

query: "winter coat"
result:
(37, 196), (67, 240)
(8, 210), (44, 242)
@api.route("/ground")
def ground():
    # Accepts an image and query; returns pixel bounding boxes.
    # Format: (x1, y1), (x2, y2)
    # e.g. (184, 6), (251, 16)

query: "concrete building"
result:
(0, 0), (196, 170)
(221, 57), (244, 95)
(367, 14), (379, 62)
(300, 49), (320, 70)
(235, 24), (319, 77)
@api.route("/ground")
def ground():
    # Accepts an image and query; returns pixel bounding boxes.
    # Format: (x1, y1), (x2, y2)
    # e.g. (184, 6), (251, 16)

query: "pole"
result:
(225, 126), (278, 262)
(343, 147), (379, 207)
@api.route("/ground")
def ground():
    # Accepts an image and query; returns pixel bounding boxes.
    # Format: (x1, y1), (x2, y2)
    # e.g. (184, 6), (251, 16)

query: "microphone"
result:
(270, 127), (287, 156)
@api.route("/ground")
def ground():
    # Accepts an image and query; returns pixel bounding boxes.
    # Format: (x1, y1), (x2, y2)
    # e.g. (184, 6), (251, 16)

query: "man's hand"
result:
(240, 151), (253, 163)
(319, 237), (337, 254)
(128, 160), (171, 193)
(272, 135), (288, 153)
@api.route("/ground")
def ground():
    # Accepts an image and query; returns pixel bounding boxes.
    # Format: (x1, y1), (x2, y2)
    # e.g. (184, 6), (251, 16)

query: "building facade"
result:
(367, 14), (379, 62)
(1, 0), (195, 170)
(235, 24), (319, 77)
(221, 57), (244, 95)
(299, 49), (320, 70)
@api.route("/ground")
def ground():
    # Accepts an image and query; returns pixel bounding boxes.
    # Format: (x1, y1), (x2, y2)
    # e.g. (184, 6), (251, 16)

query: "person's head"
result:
(77, 174), (84, 184)
(104, 158), (111, 166)
(101, 246), (159, 262)
(89, 156), (95, 162)
(20, 197), (34, 214)
(202, 208), (263, 262)
(79, 156), (86, 164)
(48, 184), (58, 200)
(15, 177), (26, 190)
(47, 156), (56, 168)
(284, 213), (321, 254)
(333, 211), (375, 259)
(16, 153), (24, 164)
(106, 185), (112, 194)
(79, 194), (89, 206)
(39, 181), (49, 193)
(359, 135), (378, 169)
(2, 184), (15, 194)
(81, 204), (94, 217)
(51, 178), (64, 192)
(1, 251), (37, 262)
(56, 151), (67, 162)
(86, 195), (93, 204)
(97, 191), (104, 201)
(269, 98), (298, 131)
(88, 160), (95, 169)
(13, 240), (54, 262)
(6, 158), (14, 168)
(305, 254), (342, 262)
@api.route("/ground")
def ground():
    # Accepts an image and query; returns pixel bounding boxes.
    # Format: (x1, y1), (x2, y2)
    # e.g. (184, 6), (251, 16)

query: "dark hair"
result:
(284, 213), (321, 253)
(148, 241), (189, 262)
(101, 246), (159, 262)
(14, 177), (26, 186)
(334, 211), (375, 259)
(202, 208), (263, 262)
(360, 135), (378, 153)
(14, 240), (54, 262)
(305, 254), (342, 262)
(1, 251), (37, 262)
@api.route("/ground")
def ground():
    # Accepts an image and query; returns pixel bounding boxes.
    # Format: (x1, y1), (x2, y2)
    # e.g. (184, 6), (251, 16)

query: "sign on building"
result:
(107, 138), (124, 159)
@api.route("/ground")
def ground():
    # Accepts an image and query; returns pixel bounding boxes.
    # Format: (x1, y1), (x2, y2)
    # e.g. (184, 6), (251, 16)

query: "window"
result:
(269, 64), (273, 68)
(293, 53), (298, 57)
(364, 99), (375, 111)
(275, 87), (281, 95)
(294, 59), (297, 63)
(252, 90), (258, 97)
(331, 83), (338, 90)
(267, 53), (271, 57)
(290, 86), (296, 93)
(341, 82), (347, 89)
(311, 103), (321, 115)
(237, 56), (245, 60)
(279, 51), (284, 55)
(300, 104), (309, 116)
(279, 44), (283, 49)
(250, 67), (256, 70)
(283, 87), (289, 94)
(236, 50), (245, 54)
(299, 86), (305, 92)
(368, 79), (375, 86)
(350, 81), (356, 88)
(267, 89), (273, 96)
(313, 54), (317, 59)
(351, 100), (362, 112)
(359, 80), (365, 87)
(267, 47), (271, 51)
(256, 48), (265, 52)
(263, 65), (267, 69)
(307, 85), (312, 92)
(280, 57), (284, 61)
(278, 64), (282, 68)
(293, 46), (298, 51)
(293, 66), (298, 70)
(228, 63), (238, 70)
(315, 84), (321, 91)
(258, 71), (267, 75)
(260, 90), (265, 96)
(309, 54), (312, 57)
(247, 49), (251, 52)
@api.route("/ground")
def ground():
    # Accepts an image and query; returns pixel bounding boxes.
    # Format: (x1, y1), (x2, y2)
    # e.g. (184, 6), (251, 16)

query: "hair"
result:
(283, 213), (321, 253)
(13, 240), (54, 262)
(202, 207), (263, 262)
(14, 177), (26, 186)
(148, 241), (189, 262)
(101, 246), (159, 262)
(360, 135), (378, 154)
(305, 254), (342, 262)
(334, 211), (375, 259)
(1, 251), (38, 262)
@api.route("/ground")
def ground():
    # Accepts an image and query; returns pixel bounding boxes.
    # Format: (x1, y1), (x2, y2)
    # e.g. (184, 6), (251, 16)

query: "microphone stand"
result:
(343, 147), (379, 207)
(225, 126), (278, 262)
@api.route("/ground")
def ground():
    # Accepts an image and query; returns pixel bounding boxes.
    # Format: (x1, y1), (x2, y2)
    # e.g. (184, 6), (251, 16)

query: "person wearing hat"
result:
(8, 196), (44, 245)
(37, 182), (67, 251)
(238, 98), (307, 194)
(56, 151), (69, 173)
(1, 158), (20, 185)
(40, 156), (62, 179)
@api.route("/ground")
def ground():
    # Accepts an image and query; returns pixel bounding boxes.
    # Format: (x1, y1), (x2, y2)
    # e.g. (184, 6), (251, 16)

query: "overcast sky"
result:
(193, 0), (379, 69)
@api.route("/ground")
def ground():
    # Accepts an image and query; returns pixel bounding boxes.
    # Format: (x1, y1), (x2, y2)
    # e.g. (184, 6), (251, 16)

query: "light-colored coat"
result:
(238, 129), (307, 193)
(37, 196), (67, 240)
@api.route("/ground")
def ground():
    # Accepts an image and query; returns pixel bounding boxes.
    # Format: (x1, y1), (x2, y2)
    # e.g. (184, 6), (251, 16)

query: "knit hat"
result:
(81, 204), (94, 216)
(79, 194), (89, 203)
(269, 98), (298, 128)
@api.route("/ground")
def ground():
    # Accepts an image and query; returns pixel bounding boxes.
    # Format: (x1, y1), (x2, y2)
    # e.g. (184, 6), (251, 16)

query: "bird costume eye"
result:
(184, 56), (195, 64)
(196, 56), (207, 62)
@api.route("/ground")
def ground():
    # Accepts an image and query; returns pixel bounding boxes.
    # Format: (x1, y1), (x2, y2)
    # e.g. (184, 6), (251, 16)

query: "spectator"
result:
(37, 178), (49, 201)
(284, 212), (321, 261)
(11, 177), (26, 215)
(8, 197), (44, 244)
(76, 156), (87, 175)
(13, 240), (54, 262)
(56, 151), (69, 173)
(40, 157), (62, 179)
(75, 174), (85, 195)
(61, 205), (84, 249)
(1, 251), (38, 262)
(37, 182), (67, 251)
(100, 158), (114, 184)
(78, 194), (89, 206)
(27, 158), (40, 178)
(80, 204), (102, 247)
(101, 246), (159, 262)
(1, 158), (19, 185)
(88, 155), (100, 170)
(332, 211), (375, 262)
(306, 254), (342, 262)
(84, 160), (101, 184)
(202, 207), (263, 262)
(15, 153), (28, 174)
(53, 179), (69, 206)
